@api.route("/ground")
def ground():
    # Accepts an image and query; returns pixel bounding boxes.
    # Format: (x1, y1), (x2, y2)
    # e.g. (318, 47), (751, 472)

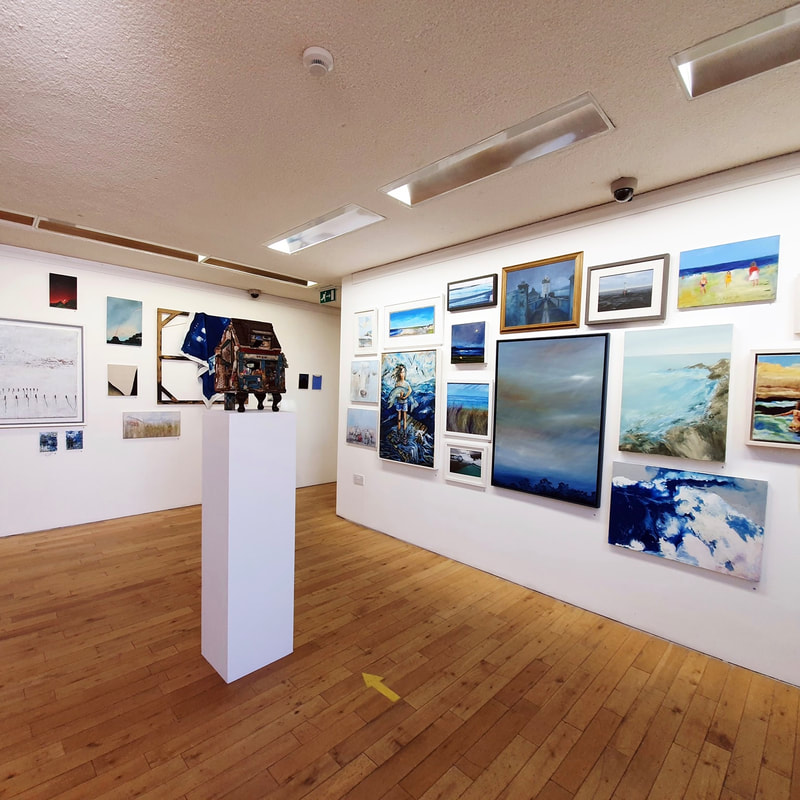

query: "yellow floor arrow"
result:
(362, 672), (400, 702)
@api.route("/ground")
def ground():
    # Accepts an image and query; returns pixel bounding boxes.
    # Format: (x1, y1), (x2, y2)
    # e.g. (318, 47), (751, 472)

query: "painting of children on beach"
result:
(749, 350), (800, 449)
(379, 350), (437, 468)
(678, 235), (779, 308)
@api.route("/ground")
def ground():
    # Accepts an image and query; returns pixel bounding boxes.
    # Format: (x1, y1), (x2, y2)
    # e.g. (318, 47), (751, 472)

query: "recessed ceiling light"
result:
(671, 4), (800, 98)
(379, 93), (613, 206)
(265, 204), (385, 254)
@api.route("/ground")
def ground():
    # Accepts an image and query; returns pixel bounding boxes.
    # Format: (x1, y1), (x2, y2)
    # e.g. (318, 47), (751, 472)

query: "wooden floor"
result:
(1, 483), (798, 800)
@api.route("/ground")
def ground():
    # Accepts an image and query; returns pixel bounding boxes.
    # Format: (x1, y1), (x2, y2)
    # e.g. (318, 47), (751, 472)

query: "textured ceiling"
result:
(1, 1), (799, 304)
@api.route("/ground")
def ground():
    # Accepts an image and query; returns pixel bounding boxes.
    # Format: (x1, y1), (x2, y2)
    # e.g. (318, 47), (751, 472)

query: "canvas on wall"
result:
(108, 364), (139, 397)
(122, 411), (180, 439)
(379, 350), (437, 468)
(447, 274), (497, 312)
(451, 321), (486, 364)
(492, 333), (608, 507)
(349, 359), (379, 403)
(49, 273), (77, 310)
(445, 381), (491, 440)
(619, 324), (732, 462)
(609, 462), (767, 582)
(107, 296), (143, 346)
(748, 350), (800, 448)
(345, 407), (378, 449)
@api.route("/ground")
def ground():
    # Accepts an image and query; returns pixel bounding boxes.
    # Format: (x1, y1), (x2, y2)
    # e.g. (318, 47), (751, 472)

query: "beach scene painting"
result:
(346, 407), (378, 449)
(388, 304), (435, 337)
(107, 297), (143, 346)
(446, 443), (488, 487)
(445, 381), (491, 440)
(678, 235), (779, 308)
(447, 274), (497, 311)
(451, 321), (486, 364)
(609, 462), (767, 582)
(620, 325), (732, 462)
(749, 350), (800, 448)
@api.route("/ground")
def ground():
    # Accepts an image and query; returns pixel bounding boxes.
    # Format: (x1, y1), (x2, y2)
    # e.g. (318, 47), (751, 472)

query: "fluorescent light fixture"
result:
(671, 4), (800, 98)
(380, 93), (613, 206)
(265, 204), (385, 254)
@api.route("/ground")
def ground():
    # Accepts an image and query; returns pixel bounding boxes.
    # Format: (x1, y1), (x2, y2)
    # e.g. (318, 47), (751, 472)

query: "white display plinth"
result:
(201, 410), (296, 683)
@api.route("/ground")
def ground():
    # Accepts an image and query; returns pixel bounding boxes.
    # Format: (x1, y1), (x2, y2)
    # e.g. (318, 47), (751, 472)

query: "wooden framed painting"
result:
(747, 349), (800, 449)
(445, 380), (492, 441)
(445, 442), (488, 487)
(447, 274), (498, 312)
(0, 318), (84, 427)
(492, 333), (609, 507)
(450, 320), (486, 364)
(584, 254), (669, 325)
(354, 308), (378, 354)
(500, 252), (582, 333)
(383, 297), (442, 349)
(345, 407), (378, 449)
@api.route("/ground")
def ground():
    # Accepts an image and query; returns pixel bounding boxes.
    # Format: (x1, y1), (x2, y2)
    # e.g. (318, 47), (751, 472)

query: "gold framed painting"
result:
(500, 252), (583, 333)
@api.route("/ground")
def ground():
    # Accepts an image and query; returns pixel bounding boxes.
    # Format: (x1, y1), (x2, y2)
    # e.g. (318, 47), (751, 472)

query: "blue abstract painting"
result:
(451, 321), (486, 364)
(609, 463), (767, 581)
(492, 333), (608, 507)
(379, 350), (437, 468)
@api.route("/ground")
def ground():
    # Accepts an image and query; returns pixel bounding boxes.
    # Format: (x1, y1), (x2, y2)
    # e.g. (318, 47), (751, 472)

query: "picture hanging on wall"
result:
(0, 318), (84, 427)
(445, 381), (492, 440)
(748, 349), (800, 449)
(619, 324), (732, 462)
(492, 333), (608, 507)
(354, 308), (378, 354)
(447, 274), (497, 312)
(122, 411), (181, 439)
(379, 349), (437, 468)
(39, 431), (58, 453)
(345, 407), (378, 449)
(609, 462), (767, 582)
(349, 359), (379, 404)
(450, 321), (486, 364)
(108, 364), (139, 397)
(49, 273), (77, 310)
(383, 297), (442, 349)
(65, 429), (84, 451)
(445, 442), (488, 487)
(500, 252), (583, 333)
(107, 296), (143, 346)
(584, 254), (670, 325)
(677, 234), (780, 308)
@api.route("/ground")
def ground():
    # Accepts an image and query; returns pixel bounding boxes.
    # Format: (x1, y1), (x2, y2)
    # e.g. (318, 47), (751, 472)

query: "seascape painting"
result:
(107, 297), (143, 346)
(49, 273), (77, 309)
(446, 443), (487, 487)
(388, 304), (435, 338)
(122, 411), (181, 439)
(379, 350), (437, 468)
(678, 235), (779, 308)
(445, 381), (491, 439)
(749, 350), (800, 448)
(585, 255), (669, 325)
(597, 269), (653, 312)
(492, 333), (608, 507)
(447, 274), (497, 311)
(609, 462), (767, 582)
(346, 407), (378, 449)
(620, 325), (732, 462)
(350, 359), (379, 404)
(354, 309), (377, 353)
(451, 321), (486, 364)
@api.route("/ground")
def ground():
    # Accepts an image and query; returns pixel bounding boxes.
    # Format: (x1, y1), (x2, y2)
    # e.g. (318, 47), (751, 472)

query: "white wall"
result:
(0, 244), (340, 537)
(337, 163), (800, 686)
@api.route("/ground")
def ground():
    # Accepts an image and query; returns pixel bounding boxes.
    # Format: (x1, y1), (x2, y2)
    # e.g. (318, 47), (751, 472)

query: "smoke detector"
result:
(303, 46), (334, 76)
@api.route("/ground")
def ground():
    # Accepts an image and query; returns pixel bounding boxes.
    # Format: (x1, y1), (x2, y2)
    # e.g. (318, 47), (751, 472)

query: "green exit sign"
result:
(319, 288), (337, 304)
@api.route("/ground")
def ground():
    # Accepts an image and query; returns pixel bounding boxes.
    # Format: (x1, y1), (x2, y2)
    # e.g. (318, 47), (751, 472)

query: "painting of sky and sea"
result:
(492, 333), (608, 507)
(451, 321), (485, 364)
(447, 274), (497, 311)
(750, 351), (800, 448)
(388, 304), (435, 338)
(609, 462), (767, 582)
(678, 235), (779, 308)
(620, 325), (732, 462)
(446, 381), (490, 438)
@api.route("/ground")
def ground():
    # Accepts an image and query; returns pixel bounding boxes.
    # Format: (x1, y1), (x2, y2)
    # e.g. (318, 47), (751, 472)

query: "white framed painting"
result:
(354, 308), (378, 354)
(349, 359), (379, 404)
(445, 442), (488, 488)
(445, 380), (492, 441)
(383, 296), (443, 349)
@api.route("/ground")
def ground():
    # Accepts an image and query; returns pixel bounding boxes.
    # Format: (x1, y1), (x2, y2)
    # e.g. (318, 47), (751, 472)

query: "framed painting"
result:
(609, 462), (767, 582)
(0, 318), (84, 427)
(349, 359), (379, 404)
(445, 443), (488, 487)
(678, 234), (779, 308)
(346, 407), (378, 449)
(49, 273), (77, 310)
(492, 333), (609, 507)
(451, 320), (486, 364)
(354, 308), (378, 354)
(445, 380), (492, 440)
(447, 274), (498, 312)
(620, 325), (732, 462)
(383, 297), (442, 349)
(584, 254), (669, 325)
(500, 252), (583, 333)
(379, 350), (437, 468)
(748, 349), (800, 449)
(107, 296), (142, 346)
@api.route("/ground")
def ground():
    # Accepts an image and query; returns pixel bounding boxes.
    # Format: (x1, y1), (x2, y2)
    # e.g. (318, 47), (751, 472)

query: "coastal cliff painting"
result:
(749, 350), (800, 448)
(609, 462), (767, 582)
(619, 325), (732, 462)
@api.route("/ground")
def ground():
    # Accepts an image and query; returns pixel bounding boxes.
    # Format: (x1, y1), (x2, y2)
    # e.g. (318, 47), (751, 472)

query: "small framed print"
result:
(748, 349), (800, 449)
(445, 442), (488, 488)
(447, 274), (498, 312)
(383, 297), (443, 349)
(354, 308), (378, 354)
(584, 254), (670, 325)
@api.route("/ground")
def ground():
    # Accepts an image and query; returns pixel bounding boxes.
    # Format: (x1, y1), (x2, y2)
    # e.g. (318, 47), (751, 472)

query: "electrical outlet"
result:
(353, 473), (365, 486)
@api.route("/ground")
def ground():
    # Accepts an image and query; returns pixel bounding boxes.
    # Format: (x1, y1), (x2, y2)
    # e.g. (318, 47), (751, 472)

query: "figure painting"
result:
(678, 235), (779, 308)
(609, 462), (767, 582)
(451, 321), (486, 364)
(619, 325), (732, 462)
(379, 350), (437, 468)
(749, 350), (800, 448)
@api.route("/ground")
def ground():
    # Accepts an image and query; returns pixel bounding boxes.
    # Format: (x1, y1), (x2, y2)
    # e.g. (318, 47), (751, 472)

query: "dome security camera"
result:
(248, 289), (261, 299)
(611, 177), (638, 203)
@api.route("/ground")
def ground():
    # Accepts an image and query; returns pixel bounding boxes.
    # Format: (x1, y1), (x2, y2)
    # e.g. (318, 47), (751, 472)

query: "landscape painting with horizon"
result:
(749, 350), (800, 448)
(451, 321), (486, 364)
(620, 324), (732, 462)
(107, 297), (143, 346)
(49, 273), (77, 309)
(445, 381), (491, 439)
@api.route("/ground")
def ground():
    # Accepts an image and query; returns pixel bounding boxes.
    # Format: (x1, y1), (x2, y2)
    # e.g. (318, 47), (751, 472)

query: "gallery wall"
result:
(336, 158), (800, 686)
(0, 244), (340, 538)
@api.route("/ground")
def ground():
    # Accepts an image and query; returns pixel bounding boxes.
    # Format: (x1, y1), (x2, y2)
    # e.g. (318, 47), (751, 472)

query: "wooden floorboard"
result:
(0, 482), (797, 799)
